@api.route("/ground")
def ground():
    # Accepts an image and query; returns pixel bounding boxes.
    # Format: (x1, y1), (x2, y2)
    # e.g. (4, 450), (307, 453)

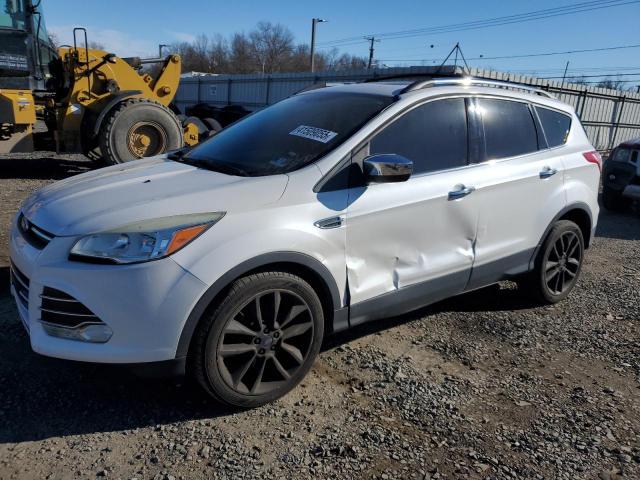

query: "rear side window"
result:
(370, 98), (468, 175)
(475, 98), (538, 160)
(536, 106), (571, 147)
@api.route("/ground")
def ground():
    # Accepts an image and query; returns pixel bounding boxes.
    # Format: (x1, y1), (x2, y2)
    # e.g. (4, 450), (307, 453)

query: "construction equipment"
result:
(0, 0), (206, 163)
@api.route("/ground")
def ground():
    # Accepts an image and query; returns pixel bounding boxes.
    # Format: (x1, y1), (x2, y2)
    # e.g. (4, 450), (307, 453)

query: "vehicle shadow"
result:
(0, 286), (237, 444)
(0, 280), (534, 444)
(0, 153), (93, 180)
(323, 283), (536, 350)
(594, 206), (640, 241)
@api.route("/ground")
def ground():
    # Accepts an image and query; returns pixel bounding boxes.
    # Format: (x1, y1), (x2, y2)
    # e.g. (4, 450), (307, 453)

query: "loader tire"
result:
(99, 98), (183, 165)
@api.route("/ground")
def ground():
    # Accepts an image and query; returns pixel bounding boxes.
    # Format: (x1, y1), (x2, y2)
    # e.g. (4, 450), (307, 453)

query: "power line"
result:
(318, 0), (639, 47)
(376, 43), (640, 63)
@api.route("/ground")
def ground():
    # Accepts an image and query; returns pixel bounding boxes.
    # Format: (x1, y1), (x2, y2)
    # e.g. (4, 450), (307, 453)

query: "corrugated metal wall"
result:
(175, 66), (640, 152)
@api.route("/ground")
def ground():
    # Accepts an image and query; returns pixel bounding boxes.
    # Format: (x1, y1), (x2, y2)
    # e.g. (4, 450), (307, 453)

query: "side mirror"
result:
(363, 154), (413, 184)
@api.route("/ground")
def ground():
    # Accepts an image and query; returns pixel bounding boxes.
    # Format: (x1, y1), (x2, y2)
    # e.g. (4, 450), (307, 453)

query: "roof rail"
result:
(398, 77), (555, 98)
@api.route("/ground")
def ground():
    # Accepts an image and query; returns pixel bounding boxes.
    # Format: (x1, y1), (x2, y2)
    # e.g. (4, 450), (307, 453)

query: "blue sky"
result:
(44, 0), (640, 85)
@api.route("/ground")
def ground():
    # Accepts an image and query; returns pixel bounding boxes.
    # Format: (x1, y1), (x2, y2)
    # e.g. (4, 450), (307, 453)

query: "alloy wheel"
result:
(216, 289), (315, 395)
(544, 231), (582, 295)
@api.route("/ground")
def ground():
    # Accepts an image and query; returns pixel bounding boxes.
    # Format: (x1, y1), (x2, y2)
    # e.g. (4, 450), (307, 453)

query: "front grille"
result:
(39, 287), (103, 328)
(18, 213), (54, 250)
(9, 262), (29, 310)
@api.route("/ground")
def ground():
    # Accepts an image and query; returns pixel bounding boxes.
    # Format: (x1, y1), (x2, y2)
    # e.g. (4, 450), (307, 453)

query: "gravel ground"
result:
(0, 152), (639, 480)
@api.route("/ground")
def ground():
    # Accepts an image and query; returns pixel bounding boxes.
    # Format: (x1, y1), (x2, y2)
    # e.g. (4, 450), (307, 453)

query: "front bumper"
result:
(9, 215), (208, 364)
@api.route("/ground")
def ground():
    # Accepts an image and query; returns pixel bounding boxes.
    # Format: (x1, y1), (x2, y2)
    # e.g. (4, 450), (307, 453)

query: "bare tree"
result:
(596, 76), (626, 91)
(228, 33), (255, 74)
(249, 22), (295, 73)
(171, 22), (367, 75)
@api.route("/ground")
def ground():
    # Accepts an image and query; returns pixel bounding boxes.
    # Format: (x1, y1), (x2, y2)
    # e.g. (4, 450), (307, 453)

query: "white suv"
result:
(9, 77), (601, 407)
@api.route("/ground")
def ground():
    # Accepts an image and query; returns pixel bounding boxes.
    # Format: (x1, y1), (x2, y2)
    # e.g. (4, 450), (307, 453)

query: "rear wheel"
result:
(521, 220), (584, 304)
(602, 186), (631, 212)
(190, 272), (324, 408)
(99, 98), (183, 165)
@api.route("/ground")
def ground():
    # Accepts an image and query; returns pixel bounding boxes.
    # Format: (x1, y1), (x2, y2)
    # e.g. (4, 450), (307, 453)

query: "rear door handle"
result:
(448, 184), (475, 200)
(539, 166), (558, 179)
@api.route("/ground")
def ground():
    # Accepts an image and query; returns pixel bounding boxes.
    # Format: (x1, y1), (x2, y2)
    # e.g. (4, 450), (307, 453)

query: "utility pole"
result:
(310, 18), (327, 73)
(365, 36), (380, 70)
(158, 44), (168, 57)
(560, 60), (570, 89)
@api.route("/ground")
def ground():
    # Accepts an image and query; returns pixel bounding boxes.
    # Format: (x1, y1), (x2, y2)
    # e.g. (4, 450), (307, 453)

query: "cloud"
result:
(49, 25), (156, 58)
(166, 30), (197, 44)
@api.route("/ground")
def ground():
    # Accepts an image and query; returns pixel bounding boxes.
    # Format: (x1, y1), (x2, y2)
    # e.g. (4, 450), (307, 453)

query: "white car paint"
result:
(9, 80), (600, 366)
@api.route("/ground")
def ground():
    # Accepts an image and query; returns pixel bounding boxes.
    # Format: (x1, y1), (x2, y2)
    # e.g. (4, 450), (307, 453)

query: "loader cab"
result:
(0, 0), (56, 90)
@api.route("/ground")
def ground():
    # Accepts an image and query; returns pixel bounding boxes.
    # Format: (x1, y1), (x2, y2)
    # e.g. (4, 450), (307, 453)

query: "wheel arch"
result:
(558, 207), (593, 248)
(529, 202), (594, 270)
(176, 252), (344, 359)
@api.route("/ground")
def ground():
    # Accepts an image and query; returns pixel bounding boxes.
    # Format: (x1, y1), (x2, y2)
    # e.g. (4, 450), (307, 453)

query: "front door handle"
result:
(448, 184), (476, 200)
(539, 166), (558, 179)
(314, 216), (343, 229)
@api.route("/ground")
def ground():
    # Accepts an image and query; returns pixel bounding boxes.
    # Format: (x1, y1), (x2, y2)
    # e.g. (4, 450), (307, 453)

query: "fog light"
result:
(41, 322), (113, 343)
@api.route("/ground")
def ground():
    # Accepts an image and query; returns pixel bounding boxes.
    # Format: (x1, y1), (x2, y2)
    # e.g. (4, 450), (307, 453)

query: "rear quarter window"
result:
(535, 106), (572, 147)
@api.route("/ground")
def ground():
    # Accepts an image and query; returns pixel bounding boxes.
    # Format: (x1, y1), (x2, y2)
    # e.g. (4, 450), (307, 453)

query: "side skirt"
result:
(347, 248), (536, 328)
(349, 270), (469, 327)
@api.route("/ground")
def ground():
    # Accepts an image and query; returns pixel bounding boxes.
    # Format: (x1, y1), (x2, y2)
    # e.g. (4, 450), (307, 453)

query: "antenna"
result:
(436, 43), (470, 75)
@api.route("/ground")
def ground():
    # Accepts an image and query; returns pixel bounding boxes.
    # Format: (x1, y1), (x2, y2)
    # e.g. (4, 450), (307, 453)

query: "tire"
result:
(183, 116), (209, 139)
(190, 272), (324, 408)
(521, 220), (584, 304)
(602, 186), (631, 212)
(202, 117), (222, 133)
(99, 98), (183, 165)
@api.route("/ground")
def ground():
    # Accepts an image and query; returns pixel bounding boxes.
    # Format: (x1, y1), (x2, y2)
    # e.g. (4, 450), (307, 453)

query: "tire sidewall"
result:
(537, 221), (584, 303)
(201, 274), (324, 408)
(101, 101), (183, 164)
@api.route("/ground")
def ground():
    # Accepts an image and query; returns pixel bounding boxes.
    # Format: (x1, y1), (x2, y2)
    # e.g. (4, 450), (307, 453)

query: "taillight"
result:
(583, 151), (602, 172)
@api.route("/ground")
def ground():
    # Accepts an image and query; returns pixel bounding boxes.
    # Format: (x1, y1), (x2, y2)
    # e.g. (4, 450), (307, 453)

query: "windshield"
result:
(1, 0), (25, 29)
(181, 90), (394, 176)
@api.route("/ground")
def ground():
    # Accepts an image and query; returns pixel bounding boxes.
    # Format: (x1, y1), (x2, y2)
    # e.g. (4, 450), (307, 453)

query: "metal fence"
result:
(175, 65), (640, 152)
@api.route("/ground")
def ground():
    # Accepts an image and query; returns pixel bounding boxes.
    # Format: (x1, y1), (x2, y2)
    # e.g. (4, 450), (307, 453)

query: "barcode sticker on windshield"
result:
(289, 125), (338, 143)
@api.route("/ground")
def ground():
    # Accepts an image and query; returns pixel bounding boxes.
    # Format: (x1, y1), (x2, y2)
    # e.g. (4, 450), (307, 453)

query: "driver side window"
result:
(369, 97), (468, 175)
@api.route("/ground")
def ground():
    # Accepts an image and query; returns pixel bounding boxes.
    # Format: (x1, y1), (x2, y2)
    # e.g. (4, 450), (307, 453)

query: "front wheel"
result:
(190, 272), (324, 408)
(520, 220), (584, 304)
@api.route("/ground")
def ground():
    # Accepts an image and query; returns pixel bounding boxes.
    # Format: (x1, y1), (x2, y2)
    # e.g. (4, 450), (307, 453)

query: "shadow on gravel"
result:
(0, 266), (8, 293)
(0, 280), (533, 443)
(323, 283), (537, 350)
(595, 208), (640, 241)
(0, 154), (92, 180)
(0, 289), (237, 444)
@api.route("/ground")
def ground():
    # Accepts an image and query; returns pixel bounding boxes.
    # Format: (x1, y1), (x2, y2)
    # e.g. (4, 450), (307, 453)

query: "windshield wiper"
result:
(166, 148), (189, 162)
(169, 149), (250, 176)
(202, 161), (250, 177)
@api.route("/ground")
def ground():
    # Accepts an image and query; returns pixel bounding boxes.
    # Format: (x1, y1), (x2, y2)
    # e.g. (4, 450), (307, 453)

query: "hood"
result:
(21, 157), (289, 236)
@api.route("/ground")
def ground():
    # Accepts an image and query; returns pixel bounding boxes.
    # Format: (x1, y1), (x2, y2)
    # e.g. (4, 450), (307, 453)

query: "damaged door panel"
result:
(345, 168), (479, 317)
(344, 97), (479, 323)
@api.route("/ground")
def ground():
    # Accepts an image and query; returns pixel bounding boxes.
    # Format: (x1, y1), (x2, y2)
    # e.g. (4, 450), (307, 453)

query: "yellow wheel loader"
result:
(0, 0), (202, 164)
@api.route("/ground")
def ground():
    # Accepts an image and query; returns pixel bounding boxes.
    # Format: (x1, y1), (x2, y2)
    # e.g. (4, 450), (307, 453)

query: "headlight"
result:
(69, 212), (225, 264)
